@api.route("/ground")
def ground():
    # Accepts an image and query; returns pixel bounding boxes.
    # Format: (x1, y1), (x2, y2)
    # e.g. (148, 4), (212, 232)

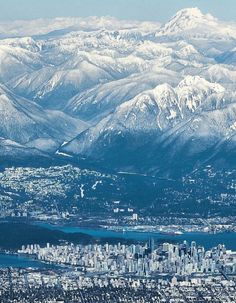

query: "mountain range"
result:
(0, 8), (236, 176)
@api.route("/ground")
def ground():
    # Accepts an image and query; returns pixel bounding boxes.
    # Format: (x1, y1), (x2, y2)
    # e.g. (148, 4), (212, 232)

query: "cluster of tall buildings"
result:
(19, 240), (236, 277)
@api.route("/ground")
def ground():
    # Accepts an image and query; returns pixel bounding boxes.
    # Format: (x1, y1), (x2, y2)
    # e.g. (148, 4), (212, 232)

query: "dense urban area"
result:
(0, 163), (235, 303)
(1, 240), (236, 302)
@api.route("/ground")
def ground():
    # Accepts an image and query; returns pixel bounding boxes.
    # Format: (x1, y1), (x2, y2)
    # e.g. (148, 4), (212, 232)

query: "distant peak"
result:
(175, 7), (204, 18)
(157, 7), (216, 36)
(170, 7), (215, 21)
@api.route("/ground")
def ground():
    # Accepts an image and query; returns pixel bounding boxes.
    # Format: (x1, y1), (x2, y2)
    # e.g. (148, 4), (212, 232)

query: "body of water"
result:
(35, 222), (236, 251)
(2, 222), (236, 269)
(0, 253), (52, 269)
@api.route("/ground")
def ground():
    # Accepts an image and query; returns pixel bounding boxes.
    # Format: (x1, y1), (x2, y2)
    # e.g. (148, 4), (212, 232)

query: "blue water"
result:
(1, 222), (236, 268)
(35, 222), (236, 251)
(0, 253), (51, 269)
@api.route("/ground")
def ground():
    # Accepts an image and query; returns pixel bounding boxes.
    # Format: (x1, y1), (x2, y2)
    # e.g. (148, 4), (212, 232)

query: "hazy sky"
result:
(1, 0), (236, 22)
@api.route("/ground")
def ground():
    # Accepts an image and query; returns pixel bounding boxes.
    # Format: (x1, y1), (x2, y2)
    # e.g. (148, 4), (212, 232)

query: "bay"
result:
(35, 222), (236, 251)
(0, 253), (52, 269)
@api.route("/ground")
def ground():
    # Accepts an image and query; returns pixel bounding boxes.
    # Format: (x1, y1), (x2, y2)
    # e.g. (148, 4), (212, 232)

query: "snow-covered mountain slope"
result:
(65, 68), (180, 122)
(0, 7), (236, 175)
(0, 137), (52, 168)
(0, 43), (43, 82)
(0, 138), (46, 156)
(10, 60), (115, 109)
(155, 8), (236, 39)
(62, 76), (225, 146)
(200, 65), (236, 90)
(0, 84), (87, 152)
(3, 8), (235, 110)
(61, 76), (236, 175)
(8, 46), (151, 108)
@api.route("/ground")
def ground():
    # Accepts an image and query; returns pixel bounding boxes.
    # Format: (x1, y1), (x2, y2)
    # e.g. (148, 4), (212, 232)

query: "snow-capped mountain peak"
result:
(177, 75), (224, 92)
(119, 76), (225, 122)
(156, 7), (224, 38)
(171, 7), (212, 20)
(1, 8), (236, 175)
(176, 76), (225, 112)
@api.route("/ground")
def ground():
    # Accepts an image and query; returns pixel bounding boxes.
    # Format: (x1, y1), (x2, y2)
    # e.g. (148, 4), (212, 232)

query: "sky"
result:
(0, 0), (236, 22)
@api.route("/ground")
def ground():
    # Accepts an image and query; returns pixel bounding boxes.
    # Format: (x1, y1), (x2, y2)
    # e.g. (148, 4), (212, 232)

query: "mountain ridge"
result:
(0, 7), (236, 176)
